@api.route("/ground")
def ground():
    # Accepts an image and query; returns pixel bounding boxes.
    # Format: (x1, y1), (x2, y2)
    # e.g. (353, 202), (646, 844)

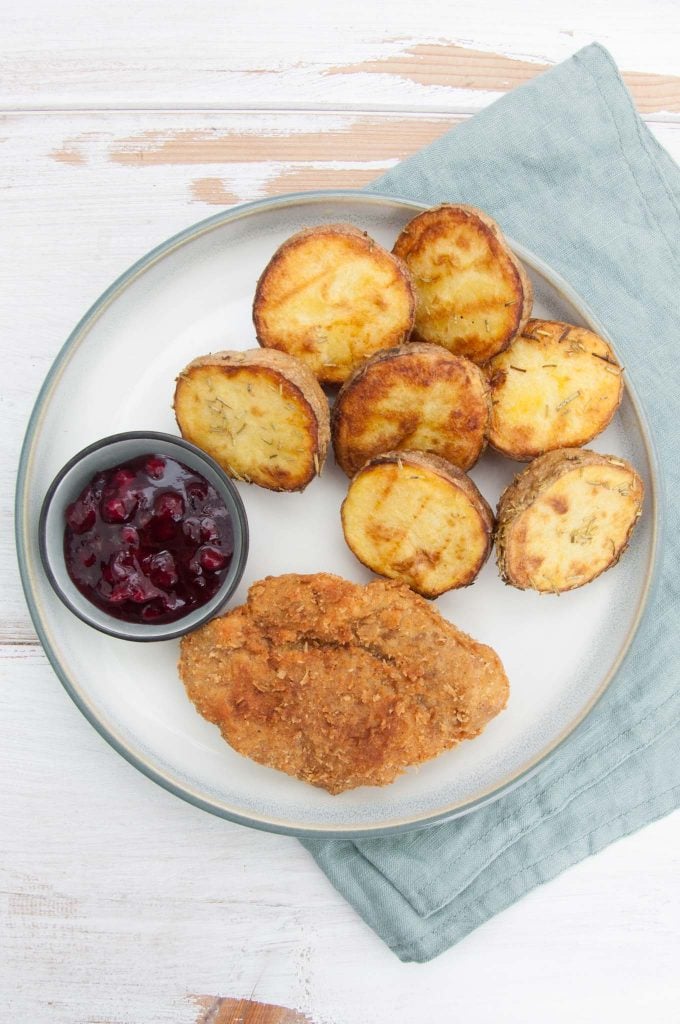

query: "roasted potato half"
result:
(253, 223), (416, 385)
(174, 348), (330, 492)
(341, 451), (494, 598)
(486, 319), (624, 460)
(393, 204), (532, 364)
(332, 342), (490, 477)
(496, 449), (644, 593)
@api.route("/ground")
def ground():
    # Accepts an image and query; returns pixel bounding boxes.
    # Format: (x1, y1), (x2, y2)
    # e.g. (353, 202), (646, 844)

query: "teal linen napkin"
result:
(301, 43), (680, 962)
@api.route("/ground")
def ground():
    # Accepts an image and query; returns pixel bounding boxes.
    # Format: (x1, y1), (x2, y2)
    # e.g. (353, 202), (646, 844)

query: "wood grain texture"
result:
(194, 997), (314, 1024)
(3, 1), (680, 113)
(191, 168), (381, 202)
(108, 118), (462, 165)
(329, 42), (680, 113)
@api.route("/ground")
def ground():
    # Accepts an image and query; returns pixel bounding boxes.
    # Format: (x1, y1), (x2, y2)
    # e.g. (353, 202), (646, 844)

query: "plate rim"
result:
(15, 188), (662, 838)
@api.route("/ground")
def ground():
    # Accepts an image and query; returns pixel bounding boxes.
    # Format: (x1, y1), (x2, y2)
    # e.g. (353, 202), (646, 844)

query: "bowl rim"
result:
(15, 188), (661, 836)
(37, 430), (250, 642)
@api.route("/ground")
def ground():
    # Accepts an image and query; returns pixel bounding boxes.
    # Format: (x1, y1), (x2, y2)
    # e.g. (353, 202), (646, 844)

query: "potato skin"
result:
(486, 319), (624, 461)
(496, 448), (644, 593)
(253, 223), (416, 385)
(341, 450), (494, 598)
(174, 347), (330, 492)
(332, 342), (491, 477)
(393, 204), (533, 364)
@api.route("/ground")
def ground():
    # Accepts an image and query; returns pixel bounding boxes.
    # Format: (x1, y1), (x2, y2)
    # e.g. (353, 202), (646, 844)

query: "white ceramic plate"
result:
(16, 192), (659, 836)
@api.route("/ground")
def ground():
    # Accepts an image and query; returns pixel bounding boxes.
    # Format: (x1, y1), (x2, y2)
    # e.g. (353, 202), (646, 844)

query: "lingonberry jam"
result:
(64, 454), (233, 625)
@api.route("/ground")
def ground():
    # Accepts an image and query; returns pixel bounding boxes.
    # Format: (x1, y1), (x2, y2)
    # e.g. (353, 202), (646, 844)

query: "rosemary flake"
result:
(556, 390), (581, 411)
(570, 516), (597, 545)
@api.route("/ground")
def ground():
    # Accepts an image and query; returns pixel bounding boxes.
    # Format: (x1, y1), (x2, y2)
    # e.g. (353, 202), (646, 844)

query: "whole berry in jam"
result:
(101, 495), (136, 523)
(200, 517), (219, 542)
(148, 551), (179, 589)
(199, 546), (226, 572)
(145, 456), (166, 479)
(65, 488), (97, 534)
(154, 492), (184, 520)
(63, 454), (233, 624)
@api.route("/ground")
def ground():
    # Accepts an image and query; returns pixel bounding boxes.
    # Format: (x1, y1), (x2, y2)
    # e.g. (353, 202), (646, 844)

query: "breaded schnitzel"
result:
(179, 573), (509, 793)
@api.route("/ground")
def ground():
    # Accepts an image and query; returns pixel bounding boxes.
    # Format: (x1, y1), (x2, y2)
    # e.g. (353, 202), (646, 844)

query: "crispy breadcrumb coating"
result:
(179, 573), (509, 793)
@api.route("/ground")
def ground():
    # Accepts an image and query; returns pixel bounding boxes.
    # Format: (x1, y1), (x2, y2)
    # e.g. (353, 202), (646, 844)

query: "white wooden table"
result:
(3, 4), (679, 1021)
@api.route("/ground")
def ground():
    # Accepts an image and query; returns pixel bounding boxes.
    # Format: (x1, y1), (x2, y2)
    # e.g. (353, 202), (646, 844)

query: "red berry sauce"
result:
(64, 454), (233, 625)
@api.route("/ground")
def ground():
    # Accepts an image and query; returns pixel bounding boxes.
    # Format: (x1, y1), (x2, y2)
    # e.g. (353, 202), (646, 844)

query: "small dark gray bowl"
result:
(38, 431), (249, 642)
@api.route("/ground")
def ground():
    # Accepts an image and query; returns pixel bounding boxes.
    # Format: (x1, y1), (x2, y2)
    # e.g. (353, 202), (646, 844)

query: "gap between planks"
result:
(3, 104), (680, 127)
(0, 639), (42, 651)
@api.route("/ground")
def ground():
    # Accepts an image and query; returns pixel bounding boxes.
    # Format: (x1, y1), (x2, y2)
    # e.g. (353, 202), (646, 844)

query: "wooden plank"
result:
(328, 43), (680, 114)
(3, 2), (680, 114)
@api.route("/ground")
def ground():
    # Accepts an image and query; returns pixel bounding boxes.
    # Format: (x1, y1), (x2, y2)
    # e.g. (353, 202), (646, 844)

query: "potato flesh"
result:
(366, 378), (483, 464)
(397, 219), (523, 363)
(342, 463), (489, 596)
(256, 234), (414, 383)
(333, 350), (488, 475)
(175, 365), (317, 490)
(503, 464), (642, 592)
(488, 324), (623, 459)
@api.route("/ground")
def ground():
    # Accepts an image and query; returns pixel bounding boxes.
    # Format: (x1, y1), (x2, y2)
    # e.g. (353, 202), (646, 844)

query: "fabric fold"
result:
(350, 641), (680, 919)
(301, 42), (680, 961)
(305, 729), (680, 962)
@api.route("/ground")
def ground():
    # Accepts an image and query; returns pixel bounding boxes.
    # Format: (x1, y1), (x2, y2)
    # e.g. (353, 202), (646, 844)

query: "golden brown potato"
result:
(253, 223), (416, 385)
(393, 204), (533, 364)
(179, 573), (509, 793)
(496, 448), (644, 593)
(332, 342), (490, 477)
(486, 319), (624, 460)
(174, 348), (329, 492)
(341, 451), (494, 598)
